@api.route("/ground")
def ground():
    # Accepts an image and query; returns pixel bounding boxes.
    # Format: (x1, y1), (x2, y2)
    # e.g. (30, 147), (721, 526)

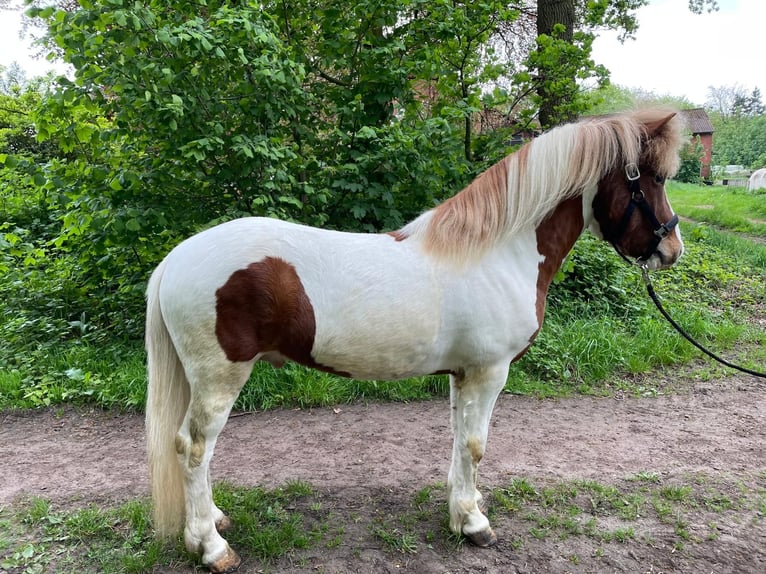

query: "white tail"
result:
(145, 257), (190, 537)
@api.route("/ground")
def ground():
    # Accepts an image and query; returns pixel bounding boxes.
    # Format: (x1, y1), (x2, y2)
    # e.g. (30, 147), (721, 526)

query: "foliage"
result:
(3, 0), (657, 343)
(3, 214), (763, 411)
(705, 84), (766, 170)
(706, 84), (764, 119)
(708, 112), (766, 169)
(2, 471), (763, 571)
(582, 83), (697, 117)
(530, 23), (609, 128)
(0, 483), (324, 573)
(675, 137), (704, 184)
(1, 3), (756, 414)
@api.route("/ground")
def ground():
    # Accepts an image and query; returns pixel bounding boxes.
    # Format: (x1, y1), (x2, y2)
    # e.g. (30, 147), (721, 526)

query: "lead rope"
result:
(640, 265), (766, 378)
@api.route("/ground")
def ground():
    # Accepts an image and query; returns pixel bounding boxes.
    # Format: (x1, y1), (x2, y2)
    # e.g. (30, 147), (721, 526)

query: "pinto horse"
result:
(146, 108), (685, 572)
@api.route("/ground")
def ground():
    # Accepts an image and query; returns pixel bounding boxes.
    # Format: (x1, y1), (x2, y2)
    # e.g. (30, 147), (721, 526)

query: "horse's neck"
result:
(533, 195), (588, 295)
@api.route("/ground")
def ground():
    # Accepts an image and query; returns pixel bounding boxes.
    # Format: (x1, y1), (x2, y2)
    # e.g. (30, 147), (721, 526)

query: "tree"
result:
(532, 0), (719, 128)
(18, 0), (721, 329)
(705, 84), (766, 169)
(585, 83), (697, 115)
(733, 87), (765, 118)
(709, 114), (766, 169)
(535, 0), (576, 127)
(706, 84), (751, 118)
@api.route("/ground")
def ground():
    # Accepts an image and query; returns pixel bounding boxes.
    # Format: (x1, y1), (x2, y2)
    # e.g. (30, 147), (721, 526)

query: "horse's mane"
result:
(398, 108), (685, 263)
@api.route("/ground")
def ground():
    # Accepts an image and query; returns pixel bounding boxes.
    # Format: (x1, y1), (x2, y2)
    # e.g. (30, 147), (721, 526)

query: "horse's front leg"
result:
(447, 361), (509, 546)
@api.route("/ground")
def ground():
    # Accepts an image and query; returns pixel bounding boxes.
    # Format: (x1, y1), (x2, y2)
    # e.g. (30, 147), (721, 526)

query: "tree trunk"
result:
(536, 0), (575, 129)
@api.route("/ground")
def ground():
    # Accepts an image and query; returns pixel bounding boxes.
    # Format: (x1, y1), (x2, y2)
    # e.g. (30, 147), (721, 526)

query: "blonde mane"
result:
(398, 108), (685, 263)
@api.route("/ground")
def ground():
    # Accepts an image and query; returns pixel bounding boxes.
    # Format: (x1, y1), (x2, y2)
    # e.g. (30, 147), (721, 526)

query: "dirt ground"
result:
(2, 372), (766, 573)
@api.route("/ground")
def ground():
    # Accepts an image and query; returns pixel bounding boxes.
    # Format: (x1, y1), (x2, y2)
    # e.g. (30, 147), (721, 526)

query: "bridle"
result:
(606, 163), (766, 378)
(607, 162), (679, 264)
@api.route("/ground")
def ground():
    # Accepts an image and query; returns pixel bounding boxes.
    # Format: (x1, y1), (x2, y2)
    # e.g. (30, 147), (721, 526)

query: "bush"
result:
(675, 138), (704, 184)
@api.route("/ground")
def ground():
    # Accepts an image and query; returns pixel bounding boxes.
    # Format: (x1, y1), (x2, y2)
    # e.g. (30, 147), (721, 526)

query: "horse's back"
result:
(156, 217), (445, 379)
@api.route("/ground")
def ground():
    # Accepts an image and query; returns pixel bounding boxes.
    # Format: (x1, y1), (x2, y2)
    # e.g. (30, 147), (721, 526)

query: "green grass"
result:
(493, 473), (765, 547)
(667, 181), (766, 235)
(3, 473), (765, 572)
(0, 482), (326, 573)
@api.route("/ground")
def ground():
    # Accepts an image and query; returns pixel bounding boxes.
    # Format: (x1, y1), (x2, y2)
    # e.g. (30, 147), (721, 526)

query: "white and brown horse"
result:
(146, 108), (685, 572)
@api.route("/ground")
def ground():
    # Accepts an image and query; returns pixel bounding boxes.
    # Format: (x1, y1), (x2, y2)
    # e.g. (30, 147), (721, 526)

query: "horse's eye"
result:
(655, 174), (665, 184)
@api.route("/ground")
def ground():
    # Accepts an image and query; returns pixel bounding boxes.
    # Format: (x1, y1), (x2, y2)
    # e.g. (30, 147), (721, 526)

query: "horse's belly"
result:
(306, 282), (443, 380)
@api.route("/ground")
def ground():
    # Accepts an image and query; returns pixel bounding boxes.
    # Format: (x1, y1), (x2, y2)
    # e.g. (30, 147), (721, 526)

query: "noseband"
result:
(608, 163), (679, 264)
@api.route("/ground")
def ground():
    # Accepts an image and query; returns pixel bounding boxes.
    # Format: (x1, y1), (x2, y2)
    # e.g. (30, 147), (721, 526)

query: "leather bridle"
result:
(607, 162), (679, 264)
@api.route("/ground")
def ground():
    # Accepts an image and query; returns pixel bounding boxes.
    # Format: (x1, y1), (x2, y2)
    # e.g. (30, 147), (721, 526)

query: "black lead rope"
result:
(640, 266), (766, 379)
(610, 162), (763, 378)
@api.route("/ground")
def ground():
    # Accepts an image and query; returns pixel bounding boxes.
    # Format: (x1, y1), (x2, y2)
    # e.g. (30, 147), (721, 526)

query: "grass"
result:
(667, 181), (766, 235)
(493, 473), (766, 548)
(0, 482), (326, 573)
(2, 472), (765, 572)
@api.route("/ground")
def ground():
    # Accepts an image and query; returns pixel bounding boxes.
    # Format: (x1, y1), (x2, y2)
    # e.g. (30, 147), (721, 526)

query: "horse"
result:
(145, 108), (685, 573)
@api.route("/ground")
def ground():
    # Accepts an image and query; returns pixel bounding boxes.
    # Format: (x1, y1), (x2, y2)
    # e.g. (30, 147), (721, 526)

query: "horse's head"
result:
(590, 112), (684, 271)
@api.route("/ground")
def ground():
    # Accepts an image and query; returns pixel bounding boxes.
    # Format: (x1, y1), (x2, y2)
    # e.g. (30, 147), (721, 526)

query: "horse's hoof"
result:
(466, 527), (497, 548)
(215, 515), (234, 533)
(207, 545), (241, 574)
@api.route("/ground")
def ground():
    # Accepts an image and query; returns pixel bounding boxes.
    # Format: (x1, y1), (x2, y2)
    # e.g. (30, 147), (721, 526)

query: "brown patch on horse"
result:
(512, 196), (585, 363)
(467, 437), (483, 464)
(215, 257), (318, 363)
(423, 158), (509, 261)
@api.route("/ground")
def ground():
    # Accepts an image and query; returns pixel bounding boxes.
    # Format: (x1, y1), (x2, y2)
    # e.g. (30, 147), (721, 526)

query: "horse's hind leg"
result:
(176, 361), (252, 573)
(209, 467), (234, 533)
(447, 362), (509, 547)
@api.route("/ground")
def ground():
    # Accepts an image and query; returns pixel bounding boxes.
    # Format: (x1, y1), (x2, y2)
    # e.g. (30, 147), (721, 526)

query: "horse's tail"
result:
(145, 256), (189, 538)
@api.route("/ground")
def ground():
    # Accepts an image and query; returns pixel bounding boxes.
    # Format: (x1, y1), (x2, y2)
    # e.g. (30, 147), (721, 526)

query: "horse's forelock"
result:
(635, 109), (686, 178)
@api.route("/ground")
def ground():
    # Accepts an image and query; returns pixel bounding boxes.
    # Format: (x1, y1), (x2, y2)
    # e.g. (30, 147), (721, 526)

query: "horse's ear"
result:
(643, 112), (677, 139)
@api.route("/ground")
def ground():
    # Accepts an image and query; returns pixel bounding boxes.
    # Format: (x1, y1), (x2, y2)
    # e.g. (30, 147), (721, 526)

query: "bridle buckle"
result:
(625, 162), (640, 181)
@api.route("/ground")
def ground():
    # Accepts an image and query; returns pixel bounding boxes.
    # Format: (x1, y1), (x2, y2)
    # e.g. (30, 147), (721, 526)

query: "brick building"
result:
(679, 108), (714, 180)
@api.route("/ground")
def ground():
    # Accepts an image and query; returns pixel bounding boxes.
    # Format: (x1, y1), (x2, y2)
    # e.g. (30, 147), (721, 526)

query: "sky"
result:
(591, 0), (765, 106)
(0, 5), (68, 79)
(0, 0), (764, 106)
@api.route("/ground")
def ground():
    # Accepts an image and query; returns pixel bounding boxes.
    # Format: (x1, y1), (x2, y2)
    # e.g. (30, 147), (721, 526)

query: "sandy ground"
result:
(2, 374), (765, 573)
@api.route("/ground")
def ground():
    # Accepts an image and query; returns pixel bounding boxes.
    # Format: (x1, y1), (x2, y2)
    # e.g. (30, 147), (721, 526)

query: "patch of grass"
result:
(627, 471), (661, 484)
(0, 341), (147, 411)
(0, 482), (328, 573)
(668, 182), (766, 236)
(236, 360), (451, 412)
(491, 474), (764, 552)
(3, 474), (765, 570)
(371, 525), (419, 554)
(660, 484), (694, 503)
(212, 481), (326, 562)
(494, 478), (540, 512)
